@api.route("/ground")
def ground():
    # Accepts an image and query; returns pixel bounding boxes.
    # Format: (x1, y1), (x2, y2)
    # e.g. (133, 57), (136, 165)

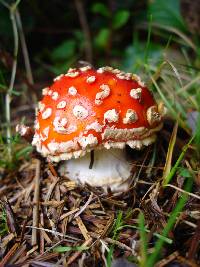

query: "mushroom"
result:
(31, 66), (164, 192)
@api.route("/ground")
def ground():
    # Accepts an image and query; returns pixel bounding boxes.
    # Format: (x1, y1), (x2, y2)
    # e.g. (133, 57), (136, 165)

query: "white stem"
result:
(59, 148), (133, 193)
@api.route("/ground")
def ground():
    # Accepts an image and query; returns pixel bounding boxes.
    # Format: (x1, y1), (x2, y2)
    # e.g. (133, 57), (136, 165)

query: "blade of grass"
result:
(146, 142), (157, 178)
(53, 245), (89, 253)
(194, 91), (200, 156)
(159, 61), (196, 112)
(138, 212), (148, 267)
(163, 135), (195, 186)
(150, 22), (197, 51)
(147, 176), (193, 267)
(163, 35), (173, 56)
(176, 75), (200, 94)
(162, 122), (178, 184)
(146, 61), (167, 87)
(146, 34), (172, 86)
(0, 207), (8, 236)
(181, 47), (195, 77)
(144, 14), (152, 64)
(166, 60), (183, 87)
(117, 225), (173, 244)
(106, 211), (123, 267)
(151, 76), (188, 132)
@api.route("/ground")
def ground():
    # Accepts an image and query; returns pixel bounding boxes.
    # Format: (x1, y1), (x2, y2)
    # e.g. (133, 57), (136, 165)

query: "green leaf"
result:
(94, 28), (110, 49)
(91, 2), (110, 17)
(0, 7), (12, 38)
(11, 89), (21, 96)
(15, 145), (33, 160)
(148, 0), (186, 32)
(53, 245), (88, 253)
(113, 10), (130, 29)
(122, 40), (163, 72)
(51, 40), (76, 61)
(178, 167), (193, 178)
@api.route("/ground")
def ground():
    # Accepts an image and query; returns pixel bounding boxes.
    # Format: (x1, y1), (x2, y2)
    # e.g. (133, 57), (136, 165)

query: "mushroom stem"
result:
(89, 150), (94, 169)
(59, 148), (133, 193)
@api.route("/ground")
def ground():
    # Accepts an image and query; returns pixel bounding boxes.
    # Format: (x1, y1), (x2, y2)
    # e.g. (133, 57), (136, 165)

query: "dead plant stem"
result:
(32, 159), (41, 246)
(1, 1), (20, 160)
(15, 9), (34, 85)
(75, 0), (93, 63)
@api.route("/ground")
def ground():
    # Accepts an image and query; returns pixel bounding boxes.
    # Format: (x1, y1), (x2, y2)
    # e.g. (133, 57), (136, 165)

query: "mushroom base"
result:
(59, 148), (133, 193)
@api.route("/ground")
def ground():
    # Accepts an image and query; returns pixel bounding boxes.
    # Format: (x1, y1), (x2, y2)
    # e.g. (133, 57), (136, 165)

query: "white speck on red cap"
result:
(40, 126), (49, 141)
(131, 74), (145, 87)
(80, 65), (92, 72)
(38, 102), (45, 112)
(95, 84), (111, 105)
(53, 116), (68, 128)
(57, 101), (67, 109)
(42, 87), (49, 95)
(97, 66), (113, 73)
(123, 109), (138, 124)
(68, 86), (77, 96)
(53, 116), (71, 134)
(54, 74), (64, 81)
(78, 134), (98, 149)
(35, 120), (40, 130)
(42, 108), (52, 119)
(147, 106), (161, 125)
(65, 71), (79, 78)
(86, 120), (103, 133)
(73, 105), (89, 119)
(104, 109), (119, 123)
(130, 88), (142, 99)
(52, 91), (59, 100)
(86, 76), (96, 83)
(48, 90), (53, 96)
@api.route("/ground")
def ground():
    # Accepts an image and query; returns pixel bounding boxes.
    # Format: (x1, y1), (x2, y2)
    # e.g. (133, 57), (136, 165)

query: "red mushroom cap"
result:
(32, 66), (163, 162)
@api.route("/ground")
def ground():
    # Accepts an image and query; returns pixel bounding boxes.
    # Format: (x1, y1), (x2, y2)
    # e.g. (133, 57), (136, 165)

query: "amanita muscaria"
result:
(29, 66), (164, 192)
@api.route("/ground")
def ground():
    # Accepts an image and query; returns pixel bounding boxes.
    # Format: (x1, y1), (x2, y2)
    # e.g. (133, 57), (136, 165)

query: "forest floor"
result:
(0, 117), (200, 267)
